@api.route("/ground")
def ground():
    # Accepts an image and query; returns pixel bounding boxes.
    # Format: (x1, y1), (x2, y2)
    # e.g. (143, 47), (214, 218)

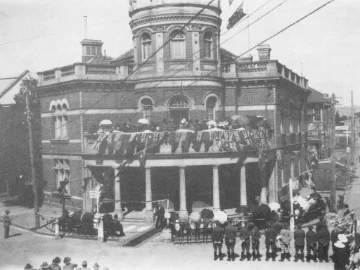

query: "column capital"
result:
(213, 164), (220, 168)
(179, 165), (186, 169)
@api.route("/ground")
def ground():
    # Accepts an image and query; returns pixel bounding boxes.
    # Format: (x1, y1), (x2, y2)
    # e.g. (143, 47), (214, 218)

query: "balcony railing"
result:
(37, 63), (133, 87)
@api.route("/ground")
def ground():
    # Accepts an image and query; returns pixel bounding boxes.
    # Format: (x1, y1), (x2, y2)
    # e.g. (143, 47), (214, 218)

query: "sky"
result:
(0, 0), (359, 107)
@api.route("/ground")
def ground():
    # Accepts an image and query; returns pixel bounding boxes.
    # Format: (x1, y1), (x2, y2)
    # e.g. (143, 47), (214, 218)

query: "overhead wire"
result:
(36, 0), (281, 138)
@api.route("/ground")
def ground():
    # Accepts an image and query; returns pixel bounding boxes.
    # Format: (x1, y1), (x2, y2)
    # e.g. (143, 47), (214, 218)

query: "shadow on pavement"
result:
(8, 233), (22, 238)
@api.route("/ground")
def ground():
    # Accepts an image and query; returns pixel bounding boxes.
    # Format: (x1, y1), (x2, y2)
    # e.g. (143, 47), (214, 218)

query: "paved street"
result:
(0, 224), (335, 270)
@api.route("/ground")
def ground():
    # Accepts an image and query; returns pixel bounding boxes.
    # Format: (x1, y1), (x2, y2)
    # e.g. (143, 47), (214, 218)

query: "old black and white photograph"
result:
(0, 0), (359, 269)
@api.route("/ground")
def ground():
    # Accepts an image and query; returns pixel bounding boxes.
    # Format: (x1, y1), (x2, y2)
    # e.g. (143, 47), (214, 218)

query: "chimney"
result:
(80, 39), (103, 63)
(257, 44), (271, 61)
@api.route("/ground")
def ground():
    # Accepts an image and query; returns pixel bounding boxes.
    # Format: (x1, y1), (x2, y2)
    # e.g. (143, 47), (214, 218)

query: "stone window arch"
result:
(206, 96), (217, 121)
(170, 30), (186, 59)
(141, 33), (152, 62)
(204, 31), (213, 59)
(140, 97), (153, 119)
(49, 99), (69, 140)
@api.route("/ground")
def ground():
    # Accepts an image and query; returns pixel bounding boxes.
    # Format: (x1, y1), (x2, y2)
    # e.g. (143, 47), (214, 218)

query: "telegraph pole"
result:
(329, 93), (337, 213)
(25, 79), (40, 229)
(351, 90), (355, 164)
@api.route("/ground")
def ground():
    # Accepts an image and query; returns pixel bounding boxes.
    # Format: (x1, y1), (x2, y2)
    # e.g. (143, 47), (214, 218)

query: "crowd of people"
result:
(209, 211), (360, 270)
(23, 257), (109, 270)
(89, 115), (271, 134)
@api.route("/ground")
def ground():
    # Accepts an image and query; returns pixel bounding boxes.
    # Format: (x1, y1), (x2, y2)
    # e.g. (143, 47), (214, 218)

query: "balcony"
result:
(234, 61), (308, 88)
(37, 63), (133, 87)
(82, 128), (273, 159)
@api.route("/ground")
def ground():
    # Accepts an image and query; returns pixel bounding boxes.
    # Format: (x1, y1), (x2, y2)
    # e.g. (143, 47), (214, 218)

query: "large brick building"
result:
(36, 0), (310, 220)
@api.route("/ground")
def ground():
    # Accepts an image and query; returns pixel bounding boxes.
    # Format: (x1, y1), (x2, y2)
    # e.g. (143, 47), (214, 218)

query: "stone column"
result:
(268, 167), (277, 203)
(238, 165), (248, 213)
(179, 166), (188, 219)
(145, 167), (153, 222)
(114, 168), (123, 220)
(260, 168), (268, 204)
(212, 165), (220, 212)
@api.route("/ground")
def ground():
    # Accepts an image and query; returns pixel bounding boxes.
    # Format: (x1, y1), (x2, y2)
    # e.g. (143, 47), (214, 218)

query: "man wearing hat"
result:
(3, 209), (11, 239)
(279, 223), (292, 262)
(81, 261), (90, 270)
(63, 257), (77, 270)
(40, 262), (50, 270)
(294, 224), (305, 262)
(248, 222), (261, 261)
(306, 225), (318, 262)
(154, 202), (165, 228)
(317, 225), (330, 262)
(333, 239), (350, 270)
(224, 219), (237, 261)
(265, 222), (278, 261)
(93, 262), (100, 270)
(239, 221), (251, 261)
(49, 257), (61, 270)
(212, 221), (225, 261)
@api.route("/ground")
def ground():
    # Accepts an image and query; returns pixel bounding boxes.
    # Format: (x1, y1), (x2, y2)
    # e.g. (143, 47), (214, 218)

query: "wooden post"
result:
(25, 79), (40, 229)
(329, 94), (337, 213)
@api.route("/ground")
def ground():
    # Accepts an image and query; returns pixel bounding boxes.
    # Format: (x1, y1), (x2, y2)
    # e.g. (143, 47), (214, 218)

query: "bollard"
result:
(98, 218), (104, 242)
(54, 221), (60, 240)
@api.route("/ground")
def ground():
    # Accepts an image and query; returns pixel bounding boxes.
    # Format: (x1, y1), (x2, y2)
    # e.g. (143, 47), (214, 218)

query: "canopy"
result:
(99, 119), (112, 126)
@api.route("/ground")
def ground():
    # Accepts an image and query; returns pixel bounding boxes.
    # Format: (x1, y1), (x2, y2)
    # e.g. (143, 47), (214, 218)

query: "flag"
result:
(227, 2), (246, 30)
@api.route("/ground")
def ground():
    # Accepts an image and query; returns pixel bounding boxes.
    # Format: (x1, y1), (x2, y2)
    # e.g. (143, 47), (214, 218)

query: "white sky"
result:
(0, 0), (359, 106)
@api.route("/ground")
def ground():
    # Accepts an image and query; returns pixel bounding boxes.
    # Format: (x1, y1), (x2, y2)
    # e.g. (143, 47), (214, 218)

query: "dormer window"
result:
(141, 33), (152, 61)
(170, 31), (186, 59)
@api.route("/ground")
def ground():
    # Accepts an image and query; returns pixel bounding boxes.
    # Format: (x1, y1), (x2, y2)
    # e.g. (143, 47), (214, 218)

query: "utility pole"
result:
(25, 79), (40, 229)
(329, 93), (337, 213)
(351, 90), (355, 164)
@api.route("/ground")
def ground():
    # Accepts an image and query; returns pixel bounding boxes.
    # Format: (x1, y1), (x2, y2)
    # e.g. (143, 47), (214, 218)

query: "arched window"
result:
(170, 31), (186, 59)
(141, 33), (152, 61)
(204, 32), (213, 59)
(55, 104), (62, 139)
(169, 96), (190, 109)
(62, 104), (68, 139)
(141, 98), (153, 119)
(206, 96), (217, 120)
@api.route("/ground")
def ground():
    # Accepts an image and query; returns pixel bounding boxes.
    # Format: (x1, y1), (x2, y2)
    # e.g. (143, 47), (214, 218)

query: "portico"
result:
(85, 154), (258, 221)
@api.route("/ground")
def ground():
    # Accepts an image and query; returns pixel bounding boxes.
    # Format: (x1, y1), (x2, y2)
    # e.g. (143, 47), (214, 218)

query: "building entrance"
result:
(169, 95), (190, 125)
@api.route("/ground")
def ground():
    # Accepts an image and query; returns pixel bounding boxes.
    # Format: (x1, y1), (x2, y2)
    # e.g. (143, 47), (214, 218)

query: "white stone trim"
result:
(42, 154), (82, 160)
(225, 105), (276, 111)
(43, 190), (83, 201)
(42, 140), (82, 143)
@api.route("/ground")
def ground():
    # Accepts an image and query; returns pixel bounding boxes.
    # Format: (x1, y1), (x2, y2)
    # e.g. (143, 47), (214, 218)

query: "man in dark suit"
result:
(224, 219), (237, 261)
(306, 225), (318, 262)
(239, 222), (251, 261)
(3, 209), (11, 239)
(265, 222), (278, 261)
(212, 221), (224, 261)
(155, 203), (165, 228)
(249, 222), (261, 261)
(294, 224), (305, 262)
(317, 226), (330, 262)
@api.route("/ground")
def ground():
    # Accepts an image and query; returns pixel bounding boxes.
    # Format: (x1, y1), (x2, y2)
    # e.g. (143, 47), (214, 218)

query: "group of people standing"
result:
(211, 216), (351, 266)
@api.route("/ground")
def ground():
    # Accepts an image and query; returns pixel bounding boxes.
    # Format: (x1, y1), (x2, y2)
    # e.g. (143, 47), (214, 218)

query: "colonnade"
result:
(112, 164), (249, 221)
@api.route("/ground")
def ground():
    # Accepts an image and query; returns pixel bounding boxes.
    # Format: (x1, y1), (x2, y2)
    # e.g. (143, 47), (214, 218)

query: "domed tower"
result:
(129, 0), (223, 123)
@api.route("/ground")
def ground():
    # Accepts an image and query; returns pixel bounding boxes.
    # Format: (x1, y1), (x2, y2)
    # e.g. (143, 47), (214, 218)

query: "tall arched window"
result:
(170, 31), (186, 59)
(56, 104), (62, 139)
(141, 98), (153, 119)
(62, 104), (68, 139)
(206, 96), (217, 120)
(141, 33), (151, 61)
(204, 32), (213, 59)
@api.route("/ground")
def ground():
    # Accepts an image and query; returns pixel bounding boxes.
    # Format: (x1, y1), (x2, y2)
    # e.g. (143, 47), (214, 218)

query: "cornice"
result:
(130, 14), (222, 30)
